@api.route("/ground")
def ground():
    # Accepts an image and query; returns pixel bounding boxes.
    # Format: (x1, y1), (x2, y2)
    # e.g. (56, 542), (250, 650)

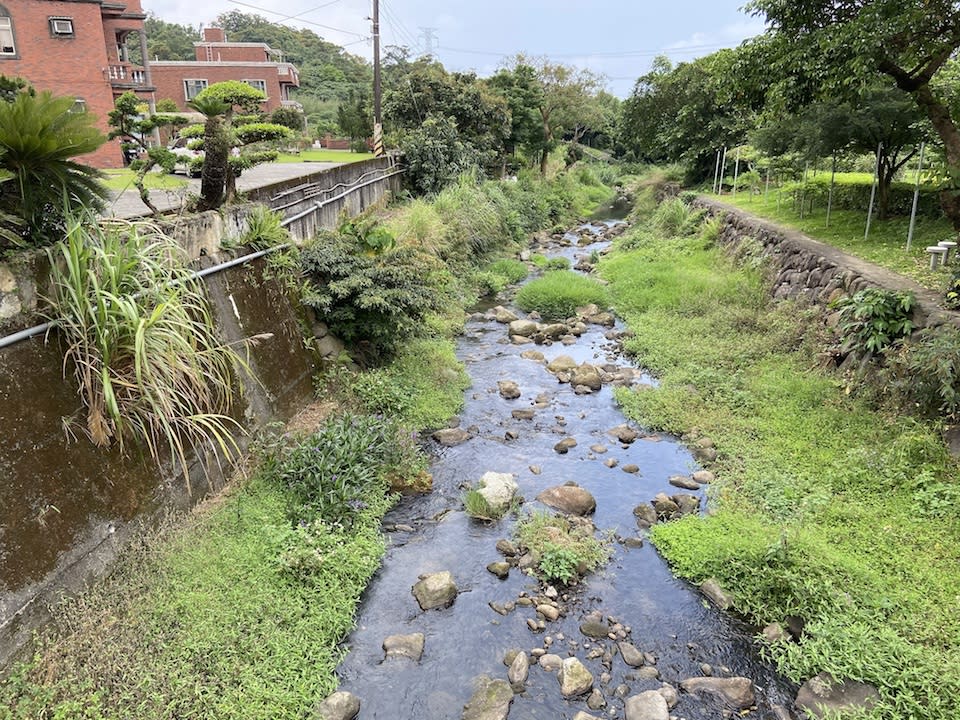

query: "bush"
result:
(783, 174), (942, 218)
(515, 270), (610, 320)
(260, 413), (420, 526)
(514, 512), (608, 585)
(834, 288), (915, 355)
(883, 325), (960, 421)
(485, 258), (529, 285)
(400, 114), (479, 195)
(300, 231), (449, 365)
(241, 205), (289, 249)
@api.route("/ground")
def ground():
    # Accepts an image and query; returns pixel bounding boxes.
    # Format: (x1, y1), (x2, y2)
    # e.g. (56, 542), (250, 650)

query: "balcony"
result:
(277, 62), (299, 87)
(281, 99), (304, 111)
(107, 63), (152, 90)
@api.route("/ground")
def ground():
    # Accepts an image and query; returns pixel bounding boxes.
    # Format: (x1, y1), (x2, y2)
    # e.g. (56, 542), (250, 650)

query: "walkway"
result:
(102, 161), (344, 219)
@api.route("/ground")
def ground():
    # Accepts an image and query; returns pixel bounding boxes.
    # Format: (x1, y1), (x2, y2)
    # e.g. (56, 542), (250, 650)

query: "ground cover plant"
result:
(602, 189), (960, 719)
(515, 269), (610, 320)
(721, 185), (954, 292)
(514, 511), (609, 585)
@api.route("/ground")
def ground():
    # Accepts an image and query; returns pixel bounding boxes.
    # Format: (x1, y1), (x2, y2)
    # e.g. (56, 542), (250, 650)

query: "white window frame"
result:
(183, 78), (208, 100)
(243, 79), (267, 94)
(0, 16), (15, 55)
(71, 98), (87, 113)
(49, 17), (74, 37)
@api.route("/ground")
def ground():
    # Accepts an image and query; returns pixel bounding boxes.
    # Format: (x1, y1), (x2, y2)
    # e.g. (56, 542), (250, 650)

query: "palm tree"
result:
(0, 90), (107, 247)
(187, 95), (230, 212)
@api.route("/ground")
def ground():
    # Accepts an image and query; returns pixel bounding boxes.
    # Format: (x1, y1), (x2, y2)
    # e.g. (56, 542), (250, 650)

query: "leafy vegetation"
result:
(603, 190), (960, 719)
(45, 217), (247, 489)
(240, 205), (290, 249)
(514, 512), (609, 585)
(834, 288), (915, 354)
(515, 270), (610, 320)
(463, 489), (503, 522)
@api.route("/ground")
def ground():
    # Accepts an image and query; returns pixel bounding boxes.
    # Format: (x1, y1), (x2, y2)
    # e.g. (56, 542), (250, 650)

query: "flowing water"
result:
(336, 218), (797, 718)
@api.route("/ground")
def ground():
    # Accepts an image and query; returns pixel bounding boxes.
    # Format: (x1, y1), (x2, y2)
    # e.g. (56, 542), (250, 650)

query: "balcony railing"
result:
(107, 64), (147, 86)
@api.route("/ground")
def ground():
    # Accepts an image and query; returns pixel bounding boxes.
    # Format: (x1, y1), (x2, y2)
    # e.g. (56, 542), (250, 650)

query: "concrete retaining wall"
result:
(0, 159), (405, 666)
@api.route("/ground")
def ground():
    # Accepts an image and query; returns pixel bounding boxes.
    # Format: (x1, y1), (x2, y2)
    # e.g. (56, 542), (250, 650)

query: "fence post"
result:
(826, 154), (837, 228)
(865, 142), (883, 240)
(718, 146), (727, 195)
(712, 148), (722, 194)
(732, 147), (741, 199)
(906, 142), (926, 252)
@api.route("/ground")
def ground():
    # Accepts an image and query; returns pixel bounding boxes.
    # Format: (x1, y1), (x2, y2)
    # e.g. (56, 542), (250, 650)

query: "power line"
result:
(435, 42), (731, 60)
(225, 0), (365, 38)
(379, 0), (419, 50)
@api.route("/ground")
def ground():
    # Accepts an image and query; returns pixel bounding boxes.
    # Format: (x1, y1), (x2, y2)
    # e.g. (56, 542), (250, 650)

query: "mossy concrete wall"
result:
(0, 159), (403, 667)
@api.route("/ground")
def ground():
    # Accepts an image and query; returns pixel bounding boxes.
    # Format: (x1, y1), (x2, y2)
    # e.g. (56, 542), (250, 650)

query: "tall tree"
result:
(747, 0), (960, 227)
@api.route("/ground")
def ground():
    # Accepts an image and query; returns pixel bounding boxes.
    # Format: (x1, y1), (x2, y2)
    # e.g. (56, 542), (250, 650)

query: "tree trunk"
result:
(134, 160), (159, 216)
(197, 117), (228, 212)
(911, 83), (960, 229)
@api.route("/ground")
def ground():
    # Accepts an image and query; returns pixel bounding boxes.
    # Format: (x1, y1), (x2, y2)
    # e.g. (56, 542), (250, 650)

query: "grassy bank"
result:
(0, 162), (619, 718)
(602, 188), (960, 719)
(720, 189), (954, 292)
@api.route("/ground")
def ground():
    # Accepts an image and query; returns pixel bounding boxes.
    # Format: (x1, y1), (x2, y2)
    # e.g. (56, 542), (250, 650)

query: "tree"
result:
(505, 56), (605, 174)
(399, 114), (478, 195)
(187, 81), (292, 210)
(487, 64), (545, 169)
(0, 90), (107, 247)
(108, 91), (187, 215)
(336, 90), (372, 147)
(747, 0), (960, 227)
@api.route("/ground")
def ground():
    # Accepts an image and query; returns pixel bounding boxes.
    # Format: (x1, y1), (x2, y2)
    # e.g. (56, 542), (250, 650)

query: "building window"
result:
(70, 98), (87, 113)
(244, 79), (266, 94)
(183, 79), (208, 100)
(49, 17), (74, 37)
(0, 15), (16, 55)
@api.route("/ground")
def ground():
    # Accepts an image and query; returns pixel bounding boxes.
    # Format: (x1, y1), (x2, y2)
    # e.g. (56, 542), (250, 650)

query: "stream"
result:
(335, 212), (798, 719)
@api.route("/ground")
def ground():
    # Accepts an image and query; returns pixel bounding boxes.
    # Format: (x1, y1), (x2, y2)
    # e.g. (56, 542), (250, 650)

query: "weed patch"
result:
(515, 270), (610, 320)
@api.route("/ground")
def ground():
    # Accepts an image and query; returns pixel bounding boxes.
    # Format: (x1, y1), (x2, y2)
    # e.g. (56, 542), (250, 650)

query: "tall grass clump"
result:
(433, 173), (514, 260)
(240, 205), (290, 249)
(515, 270), (610, 320)
(651, 197), (695, 235)
(46, 217), (249, 486)
(389, 197), (446, 252)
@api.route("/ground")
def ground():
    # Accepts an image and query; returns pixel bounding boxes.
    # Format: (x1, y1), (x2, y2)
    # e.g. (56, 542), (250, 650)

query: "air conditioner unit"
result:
(50, 19), (74, 35)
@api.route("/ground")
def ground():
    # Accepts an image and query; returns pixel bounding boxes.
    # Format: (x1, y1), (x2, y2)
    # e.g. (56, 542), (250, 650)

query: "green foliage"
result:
(781, 173), (941, 218)
(515, 512), (609, 585)
(515, 270), (610, 320)
(651, 197), (697, 235)
(883, 325), (960, 420)
(545, 256), (571, 271)
(241, 205), (290, 249)
(195, 80), (266, 113)
(834, 288), (915, 354)
(0, 91), (107, 248)
(259, 413), (402, 526)
(338, 211), (396, 255)
(400, 114), (479, 195)
(45, 218), (245, 486)
(485, 258), (529, 284)
(0, 74), (34, 103)
(300, 231), (448, 364)
(269, 106), (305, 131)
(233, 122), (293, 145)
(463, 490), (502, 521)
(605, 190), (960, 719)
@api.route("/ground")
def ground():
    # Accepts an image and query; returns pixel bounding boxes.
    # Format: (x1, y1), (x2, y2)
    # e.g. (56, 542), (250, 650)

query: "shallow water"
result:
(336, 229), (797, 718)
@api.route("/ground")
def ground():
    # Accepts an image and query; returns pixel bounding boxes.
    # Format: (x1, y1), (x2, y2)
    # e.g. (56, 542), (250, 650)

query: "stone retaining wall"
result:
(694, 196), (960, 331)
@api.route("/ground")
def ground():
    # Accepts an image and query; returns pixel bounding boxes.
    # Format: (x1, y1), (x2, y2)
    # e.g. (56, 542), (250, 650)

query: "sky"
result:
(141, 0), (768, 97)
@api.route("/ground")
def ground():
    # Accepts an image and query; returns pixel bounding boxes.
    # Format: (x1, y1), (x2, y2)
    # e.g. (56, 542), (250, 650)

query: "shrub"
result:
(260, 413), (413, 526)
(834, 288), (915, 355)
(485, 258), (529, 285)
(883, 325), (960, 421)
(300, 231), (448, 365)
(783, 174), (941, 218)
(651, 197), (693, 236)
(241, 205), (289, 249)
(515, 270), (610, 320)
(545, 257), (571, 271)
(400, 114), (479, 195)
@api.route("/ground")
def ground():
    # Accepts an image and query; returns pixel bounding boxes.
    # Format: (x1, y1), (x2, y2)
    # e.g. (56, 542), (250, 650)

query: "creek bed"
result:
(336, 221), (797, 719)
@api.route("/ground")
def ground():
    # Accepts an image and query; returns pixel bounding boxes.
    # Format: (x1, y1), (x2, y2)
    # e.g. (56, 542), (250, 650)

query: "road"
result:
(102, 161), (344, 219)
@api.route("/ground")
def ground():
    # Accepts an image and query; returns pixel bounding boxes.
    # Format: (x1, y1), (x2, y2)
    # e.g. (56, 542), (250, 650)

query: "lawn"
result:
(276, 149), (374, 163)
(720, 187), (955, 292)
(101, 169), (187, 191)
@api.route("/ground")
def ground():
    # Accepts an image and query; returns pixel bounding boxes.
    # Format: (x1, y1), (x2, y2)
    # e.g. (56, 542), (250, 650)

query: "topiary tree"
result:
(187, 81), (293, 209)
(108, 91), (188, 215)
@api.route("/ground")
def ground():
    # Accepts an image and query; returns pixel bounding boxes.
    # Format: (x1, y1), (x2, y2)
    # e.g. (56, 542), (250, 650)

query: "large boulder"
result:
(795, 673), (881, 718)
(412, 571), (458, 610)
(315, 691), (360, 720)
(476, 472), (519, 514)
(498, 380), (521, 399)
(508, 319), (539, 337)
(547, 354), (579, 374)
(624, 691), (669, 720)
(680, 677), (755, 709)
(508, 651), (529, 691)
(537, 483), (596, 516)
(558, 657), (594, 698)
(462, 676), (513, 720)
(618, 641), (645, 668)
(493, 306), (518, 323)
(571, 363), (602, 391)
(432, 428), (473, 447)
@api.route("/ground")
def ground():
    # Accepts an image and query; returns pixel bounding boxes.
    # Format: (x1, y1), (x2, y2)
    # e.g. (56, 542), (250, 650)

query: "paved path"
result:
(103, 161), (344, 219)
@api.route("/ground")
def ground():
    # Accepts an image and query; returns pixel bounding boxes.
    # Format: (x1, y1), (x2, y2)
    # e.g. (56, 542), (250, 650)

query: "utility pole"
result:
(419, 27), (438, 57)
(372, 0), (383, 156)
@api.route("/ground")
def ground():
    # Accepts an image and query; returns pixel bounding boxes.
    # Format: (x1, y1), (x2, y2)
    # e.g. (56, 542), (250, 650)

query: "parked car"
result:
(168, 137), (203, 177)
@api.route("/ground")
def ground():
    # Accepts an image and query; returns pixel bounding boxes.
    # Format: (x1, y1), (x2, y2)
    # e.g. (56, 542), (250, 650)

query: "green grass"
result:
(276, 149), (374, 163)
(602, 207), (960, 719)
(100, 169), (187, 191)
(515, 269), (610, 320)
(0, 475), (390, 719)
(514, 511), (609, 585)
(721, 189), (954, 292)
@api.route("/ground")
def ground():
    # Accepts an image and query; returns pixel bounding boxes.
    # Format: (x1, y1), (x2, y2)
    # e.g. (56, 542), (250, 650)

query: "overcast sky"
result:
(142, 0), (766, 97)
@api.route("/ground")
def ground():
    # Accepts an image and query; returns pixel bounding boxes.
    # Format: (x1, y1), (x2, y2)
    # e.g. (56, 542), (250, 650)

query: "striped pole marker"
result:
(373, 122), (384, 157)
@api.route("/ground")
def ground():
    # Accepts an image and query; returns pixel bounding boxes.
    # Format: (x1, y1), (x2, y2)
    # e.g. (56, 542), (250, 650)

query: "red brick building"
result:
(0, 0), (154, 168)
(150, 27), (300, 113)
